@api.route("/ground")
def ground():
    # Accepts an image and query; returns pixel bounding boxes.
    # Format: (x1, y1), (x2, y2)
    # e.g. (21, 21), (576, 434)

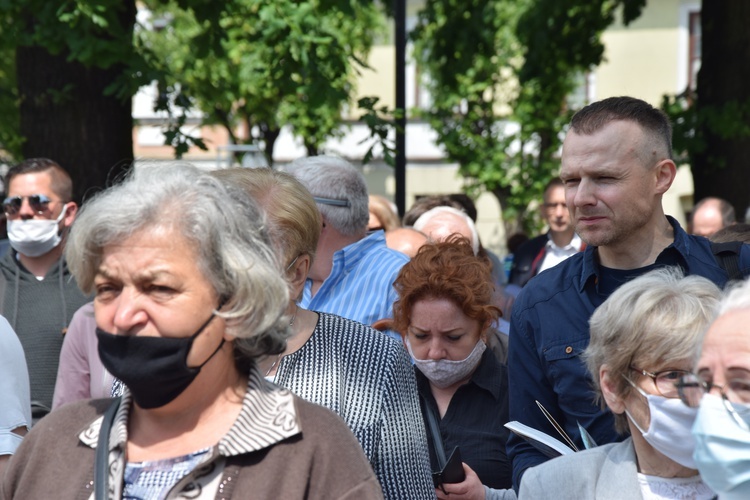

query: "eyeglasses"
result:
(543, 202), (567, 210)
(629, 366), (690, 399)
(285, 255), (299, 272)
(3, 194), (57, 216)
(677, 373), (750, 430)
(313, 196), (351, 208)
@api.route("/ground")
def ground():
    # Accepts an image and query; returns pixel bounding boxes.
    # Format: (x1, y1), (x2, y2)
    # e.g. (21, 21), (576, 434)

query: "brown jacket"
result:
(2, 376), (383, 499)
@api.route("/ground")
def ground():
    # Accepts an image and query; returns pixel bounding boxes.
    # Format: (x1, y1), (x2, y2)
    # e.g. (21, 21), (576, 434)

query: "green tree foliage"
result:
(0, 0), (145, 200)
(412, 0), (645, 233)
(0, 0), (385, 199)
(139, 0), (384, 164)
(0, 43), (21, 163)
(412, 0), (531, 231)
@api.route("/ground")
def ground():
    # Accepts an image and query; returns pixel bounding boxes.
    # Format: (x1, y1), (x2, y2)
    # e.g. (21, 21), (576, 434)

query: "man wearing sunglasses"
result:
(0, 158), (90, 423)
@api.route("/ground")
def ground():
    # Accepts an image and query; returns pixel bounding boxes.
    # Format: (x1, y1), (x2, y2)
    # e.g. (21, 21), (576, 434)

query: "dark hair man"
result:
(0, 158), (90, 421)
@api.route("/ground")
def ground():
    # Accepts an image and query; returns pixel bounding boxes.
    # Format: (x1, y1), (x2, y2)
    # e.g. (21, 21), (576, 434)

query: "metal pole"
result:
(394, 0), (407, 217)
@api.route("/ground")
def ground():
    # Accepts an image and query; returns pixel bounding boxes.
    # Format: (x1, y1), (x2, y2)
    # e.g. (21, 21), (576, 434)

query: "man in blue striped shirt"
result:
(286, 156), (407, 338)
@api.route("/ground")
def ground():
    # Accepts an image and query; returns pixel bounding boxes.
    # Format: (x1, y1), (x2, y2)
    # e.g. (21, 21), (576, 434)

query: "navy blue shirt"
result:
(507, 216), (750, 489)
(417, 349), (512, 490)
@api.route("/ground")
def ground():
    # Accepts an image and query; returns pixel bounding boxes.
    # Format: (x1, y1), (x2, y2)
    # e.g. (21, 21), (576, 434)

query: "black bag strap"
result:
(95, 398), (122, 500)
(711, 241), (744, 281)
(421, 395), (447, 468)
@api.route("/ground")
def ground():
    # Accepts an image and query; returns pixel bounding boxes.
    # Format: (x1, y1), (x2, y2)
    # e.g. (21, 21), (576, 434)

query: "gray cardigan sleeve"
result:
(485, 486), (518, 500)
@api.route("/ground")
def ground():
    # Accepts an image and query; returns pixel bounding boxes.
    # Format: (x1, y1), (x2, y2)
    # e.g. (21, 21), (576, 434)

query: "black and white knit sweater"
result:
(273, 312), (434, 500)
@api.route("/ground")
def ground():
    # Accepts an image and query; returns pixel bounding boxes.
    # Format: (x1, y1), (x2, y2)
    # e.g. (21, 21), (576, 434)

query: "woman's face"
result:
(93, 226), (227, 367)
(406, 297), (483, 361)
(698, 308), (750, 404)
(622, 358), (693, 431)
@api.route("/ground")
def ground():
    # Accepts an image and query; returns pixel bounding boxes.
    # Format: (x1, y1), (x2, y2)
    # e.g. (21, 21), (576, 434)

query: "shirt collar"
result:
(331, 230), (385, 273)
(578, 216), (688, 292)
(546, 233), (583, 252)
(79, 365), (302, 457)
(469, 349), (503, 400)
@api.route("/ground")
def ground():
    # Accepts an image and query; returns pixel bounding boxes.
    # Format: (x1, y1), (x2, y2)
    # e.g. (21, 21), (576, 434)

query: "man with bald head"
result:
(384, 227), (427, 258)
(690, 196), (736, 237)
(507, 96), (750, 490)
(412, 206), (479, 254)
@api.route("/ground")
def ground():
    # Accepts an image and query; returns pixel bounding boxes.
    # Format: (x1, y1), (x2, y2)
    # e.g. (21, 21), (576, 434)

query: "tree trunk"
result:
(692, 1), (750, 217)
(15, 4), (135, 205)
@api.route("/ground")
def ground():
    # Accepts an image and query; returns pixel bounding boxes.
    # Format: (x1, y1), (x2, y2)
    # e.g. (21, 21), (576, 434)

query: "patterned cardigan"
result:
(273, 312), (435, 500)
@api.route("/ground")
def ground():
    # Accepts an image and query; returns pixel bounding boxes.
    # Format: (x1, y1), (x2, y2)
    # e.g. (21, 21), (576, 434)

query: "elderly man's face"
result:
(542, 185), (571, 235)
(692, 204), (724, 237)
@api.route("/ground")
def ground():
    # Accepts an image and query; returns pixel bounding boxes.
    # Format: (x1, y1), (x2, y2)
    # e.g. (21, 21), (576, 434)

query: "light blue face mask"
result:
(692, 394), (750, 499)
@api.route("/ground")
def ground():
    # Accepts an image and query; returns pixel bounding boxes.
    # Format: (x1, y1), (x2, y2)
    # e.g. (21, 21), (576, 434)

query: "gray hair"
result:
(584, 266), (721, 434)
(413, 206), (480, 255)
(65, 163), (290, 367)
(283, 155), (369, 237)
(717, 275), (750, 316)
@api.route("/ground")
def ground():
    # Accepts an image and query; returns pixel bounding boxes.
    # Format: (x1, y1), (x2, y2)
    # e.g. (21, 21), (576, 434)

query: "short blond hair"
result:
(212, 167), (321, 266)
(584, 267), (721, 434)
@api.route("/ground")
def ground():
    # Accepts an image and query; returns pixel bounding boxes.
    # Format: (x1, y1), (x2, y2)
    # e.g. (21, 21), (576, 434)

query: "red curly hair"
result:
(392, 237), (501, 336)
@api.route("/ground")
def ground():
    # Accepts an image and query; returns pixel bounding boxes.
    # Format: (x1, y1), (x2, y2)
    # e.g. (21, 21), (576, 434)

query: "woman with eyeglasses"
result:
(677, 276), (750, 499)
(519, 267), (721, 499)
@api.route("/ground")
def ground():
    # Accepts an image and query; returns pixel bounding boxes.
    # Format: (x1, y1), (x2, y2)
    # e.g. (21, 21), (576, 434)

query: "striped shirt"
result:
(301, 231), (407, 335)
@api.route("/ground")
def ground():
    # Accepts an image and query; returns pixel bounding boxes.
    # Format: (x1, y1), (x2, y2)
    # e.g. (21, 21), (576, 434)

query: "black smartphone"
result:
(432, 446), (466, 488)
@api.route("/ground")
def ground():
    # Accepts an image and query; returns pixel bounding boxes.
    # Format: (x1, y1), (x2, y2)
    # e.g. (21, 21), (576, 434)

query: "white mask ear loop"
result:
(623, 376), (649, 432)
(623, 375), (699, 469)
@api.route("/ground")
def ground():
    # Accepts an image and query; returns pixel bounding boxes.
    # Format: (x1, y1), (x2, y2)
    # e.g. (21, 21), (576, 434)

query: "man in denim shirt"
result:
(508, 96), (750, 489)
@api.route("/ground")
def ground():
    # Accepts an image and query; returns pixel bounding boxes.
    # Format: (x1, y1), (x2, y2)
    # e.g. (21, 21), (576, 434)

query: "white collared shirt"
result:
(538, 233), (583, 274)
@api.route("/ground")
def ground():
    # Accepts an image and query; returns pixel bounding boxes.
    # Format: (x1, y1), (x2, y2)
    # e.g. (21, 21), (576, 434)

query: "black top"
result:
(416, 349), (512, 489)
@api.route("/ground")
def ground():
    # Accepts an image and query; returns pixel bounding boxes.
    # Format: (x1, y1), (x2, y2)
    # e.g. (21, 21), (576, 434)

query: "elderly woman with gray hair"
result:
(2, 164), (381, 499)
(519, 267), (720, 499)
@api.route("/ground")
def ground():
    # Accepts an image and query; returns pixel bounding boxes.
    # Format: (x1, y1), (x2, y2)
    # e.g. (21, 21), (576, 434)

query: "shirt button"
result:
(565, 346), (573, 354)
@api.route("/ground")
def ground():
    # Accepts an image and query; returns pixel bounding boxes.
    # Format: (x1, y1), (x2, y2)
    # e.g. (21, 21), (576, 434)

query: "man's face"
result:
(692, 204), (724, 237)
(542, 186), (571, 235)
(6, 172), (74, 227)
(560, 120), (663, 249)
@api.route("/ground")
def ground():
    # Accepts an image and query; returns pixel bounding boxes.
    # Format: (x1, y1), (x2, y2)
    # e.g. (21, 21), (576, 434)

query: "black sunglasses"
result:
(3, 194), (55, 216)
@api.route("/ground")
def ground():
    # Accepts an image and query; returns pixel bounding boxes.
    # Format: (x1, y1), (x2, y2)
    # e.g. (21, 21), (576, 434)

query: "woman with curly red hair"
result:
(393, 237), (515, 500)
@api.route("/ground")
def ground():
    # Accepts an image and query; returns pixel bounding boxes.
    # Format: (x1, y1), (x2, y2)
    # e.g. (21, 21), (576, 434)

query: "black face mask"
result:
(96, 311), (224, 409)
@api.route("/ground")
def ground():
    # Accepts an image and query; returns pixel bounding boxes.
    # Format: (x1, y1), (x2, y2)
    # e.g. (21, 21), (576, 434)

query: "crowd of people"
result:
(0, 95), (749, 499)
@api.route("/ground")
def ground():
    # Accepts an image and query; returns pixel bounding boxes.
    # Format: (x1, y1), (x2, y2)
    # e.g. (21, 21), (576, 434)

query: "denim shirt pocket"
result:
(542, 337), (599, 414)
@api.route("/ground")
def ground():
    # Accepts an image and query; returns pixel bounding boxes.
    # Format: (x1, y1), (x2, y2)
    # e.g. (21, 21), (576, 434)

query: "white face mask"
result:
(625, 385), (699, 469)
(7, 205), (68, 257)
(406, 338), (486, 389)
